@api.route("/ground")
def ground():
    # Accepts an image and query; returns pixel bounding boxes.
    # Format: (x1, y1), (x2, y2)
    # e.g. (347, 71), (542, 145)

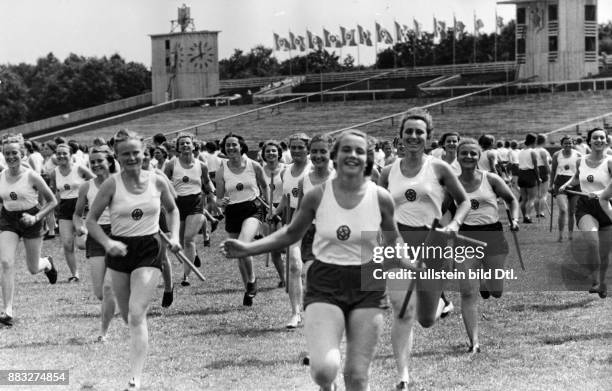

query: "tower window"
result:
(585, 5), (596, 21)
(517, 38), (526, 54)
(549, 36), (558, 52)
(517, 8), (526, 24)
(548, 5), (558, 21)
(585, 36), (596, 51)
(165, 40), (171, 50)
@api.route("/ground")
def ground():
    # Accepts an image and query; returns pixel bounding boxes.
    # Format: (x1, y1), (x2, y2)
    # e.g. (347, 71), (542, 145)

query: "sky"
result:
(1, 0), (611, 68)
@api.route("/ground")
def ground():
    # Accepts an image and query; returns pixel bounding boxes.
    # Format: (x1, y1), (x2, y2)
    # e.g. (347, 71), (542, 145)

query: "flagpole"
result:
(473, 11), (477, 63)
(452, 14), (456, 68)
(494, 9), (498, 62)
(374, 21), (378, 69)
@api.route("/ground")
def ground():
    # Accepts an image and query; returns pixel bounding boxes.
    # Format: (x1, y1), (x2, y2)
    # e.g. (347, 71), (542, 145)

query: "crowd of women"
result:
(0, 112), (610, 390)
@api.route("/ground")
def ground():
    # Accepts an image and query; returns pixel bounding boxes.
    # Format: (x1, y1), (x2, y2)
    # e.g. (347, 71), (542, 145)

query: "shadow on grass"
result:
(199, 286), (279, 296)
(193, 326), (285, 338)
(540, 331), (612, 345)
(1, 336), (89, 349)
(149, 307), (237, 317)
(204, 357), (292, 369)
(507, 297), (595, 312)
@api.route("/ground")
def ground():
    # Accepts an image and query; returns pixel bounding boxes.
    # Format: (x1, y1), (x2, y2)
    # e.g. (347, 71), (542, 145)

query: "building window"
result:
(165, 56), (171, 67)
(549, 36), (558, 52)
(585, 36), (596, 52)
(517, 8), (526, 24)
(548, 5), (558, 21)
(517, 38), (526, 54)
(165, 40), (171, 50)
(585, 5), (596, 21)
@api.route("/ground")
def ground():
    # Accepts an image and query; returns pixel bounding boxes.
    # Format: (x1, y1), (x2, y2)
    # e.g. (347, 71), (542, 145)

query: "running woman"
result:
(0, 136), (58, 327)
(223, 129), (410, 391)
(73, 145), (118, 341)
(215, 133), (268, 306)
(164, 133), (214, 286)
(49, 143), (95, 281)
(560, 128), (612, 299)
(517, 133), (540, 223)
(438, 132), (461, 175)
(378, 108), (471, 390)
(455, 138), (519, 353)
(535, 134), (552, 218)
(550, 136), (581, 241)
(86, 129), (181, 390)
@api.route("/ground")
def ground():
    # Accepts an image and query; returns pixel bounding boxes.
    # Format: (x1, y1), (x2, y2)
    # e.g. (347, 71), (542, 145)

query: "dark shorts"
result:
(224, 200), (264, 234)
(86, 224), (111, 258)
(208, 172), (216, 181)
(553, 175), (580, 194)
(538, 166), (549, 183)
(459, 221), (509, 257)
(303, 260), (388, 316)
(0, 207), (43, 239)
(518, 169), (537, 189)
(57, 198), (78, 220)
(105, 234), (163, 273)
(575, 198), (612, 228)
(176, 193), (203, 221)
(510, 163), (519, 176)
(301, 224), (316, 262)
(396, 224), (430, 246)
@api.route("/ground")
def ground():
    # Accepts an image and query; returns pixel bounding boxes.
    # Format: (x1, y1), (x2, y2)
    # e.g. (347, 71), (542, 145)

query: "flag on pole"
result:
(438, 20), (447, 40)
(474, 14), (484, 34)
(357, 25), (373, 46)
(340, 26), (357, 46)
(453, 17), (465, 39)
(273, 33), (291, 51)
(288, 32), (297, 50)
(496, 14), (504, 31)
(413, 18), (422, 38)
(394, 21), (410, 42)
(293, 34), (306, 51)
(323, 28), (342, 48)
(376, 22), (394, 44)
(307, 30), (324, 50)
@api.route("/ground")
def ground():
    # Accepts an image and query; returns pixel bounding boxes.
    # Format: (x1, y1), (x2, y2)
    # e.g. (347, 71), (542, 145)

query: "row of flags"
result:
(273, 15), (506, 52)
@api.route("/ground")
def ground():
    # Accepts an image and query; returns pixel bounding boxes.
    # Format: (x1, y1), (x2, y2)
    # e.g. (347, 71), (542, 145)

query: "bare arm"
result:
(86, 177), (116, 252)
(77, 165), (96, 181)
(487, 173), (519, 229)
(377, 165), (392, 189)
(157, 173), (180, 247)
(549, 151), (559, 190)
(252, 161), (268, 205)
(435, 161), (469, 231)
(72, 181), (90, 235)
(23, 172), (58, 226)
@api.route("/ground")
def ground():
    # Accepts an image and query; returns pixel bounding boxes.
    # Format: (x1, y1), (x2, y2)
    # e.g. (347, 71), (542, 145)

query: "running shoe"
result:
(96, 335), (107, 343)
(599, 283), (607, 299)
(0, 312), (13, 327)
(44, 256), (58, 284)
(68, 276), (80, 283)
(194, 255), (201, 267)
(468, 345), (481, 354)
(203, 239), (210, 247)
(181, 276), (190, 287)
(523, 217), (533, 224)
(124, 378), (139, 390)
(441, 301), (454, 318)
(286, 313), (301, 329)
(162, 287), (174, 308)
(43, 233), (55, 241)
(277, 280), (286, 288)
(246, 278), (258, 297)
(396, 381), (409, 390)
(480, 290), (491, 300)
(589, 283), (601, 294)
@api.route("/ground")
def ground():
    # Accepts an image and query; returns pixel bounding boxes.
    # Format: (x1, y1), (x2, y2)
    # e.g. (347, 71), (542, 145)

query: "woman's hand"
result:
(220, 239), (251, 258)
(19, 213), (38, 227)
(105, 240), (128, 257)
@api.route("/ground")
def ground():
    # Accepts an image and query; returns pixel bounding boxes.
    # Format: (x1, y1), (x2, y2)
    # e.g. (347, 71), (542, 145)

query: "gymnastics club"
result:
(563, 189), (595, 198)
(159, 231), (206, 282)
(398, 219), (489, 319)
(502, 200), (525, 271)
(284, 194), (291, 294)
(549, 189), (554, 233)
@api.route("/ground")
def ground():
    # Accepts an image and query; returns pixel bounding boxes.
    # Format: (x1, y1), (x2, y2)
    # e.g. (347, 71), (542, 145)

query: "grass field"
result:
(1, 210), (611, 391)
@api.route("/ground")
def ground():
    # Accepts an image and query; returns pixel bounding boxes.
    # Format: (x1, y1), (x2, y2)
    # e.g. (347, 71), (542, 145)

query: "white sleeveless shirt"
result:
(463, 172), (499, 225)
(263, 165), (284, 204)
(109, 171), (160, 237)
(86, 179), (111, 225)
(172, 159), (202, 197)
(282, 162), (311, 209)
(0, 169), (39, 211)
(223, 159), (259, 204)
(55, 166), (84, 199)
(579, 156), (612, 194)
(388, 156), (444, 226)
(313, 180), (381, 266)
(556, 150), (579, 176)
(518, 148), (535, 170)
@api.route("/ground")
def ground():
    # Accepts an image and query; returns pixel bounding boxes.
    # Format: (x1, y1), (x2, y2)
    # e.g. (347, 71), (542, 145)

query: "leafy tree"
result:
(0, 66), (29, 128)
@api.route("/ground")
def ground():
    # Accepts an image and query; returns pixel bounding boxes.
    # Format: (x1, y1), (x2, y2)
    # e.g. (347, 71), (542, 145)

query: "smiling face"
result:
(589, 130), (608, 152)
(457, 143), (481, 170)
(400, 119), (428, 155)
(116, 139), (143, 173)
(55, 145), (72, 167)
(561, 138), (573, 152)
(263, 144), (279, 164)
(153, 148), (165, 162)
(3, 143), (23, 169)
(334, 133), (367, 176)
(177, 136), (193, 155)
(309, 140), (330, 168)
(444, 135), (459, 152)
(89, 151), (110, 177)
(224, 137), (242, 158)
(289, 139), (308, 163)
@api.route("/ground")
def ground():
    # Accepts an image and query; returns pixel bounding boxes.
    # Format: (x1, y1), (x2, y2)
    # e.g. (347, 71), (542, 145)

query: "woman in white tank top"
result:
(439, 132), (461, 175)
(50, 143), (95, 282)
(72, 146), (117, 342)
(561, 128), (612, 299)
(0, 137), (58, 327)
(223, 130), (413, 391)
(164, 133), (215, 286)
(216, 133), (268, 307)
(550, 136), (581, 242)
(261, 140), (287, 289)
(86, 129), (181, 390)
(456, 138), (519, 354)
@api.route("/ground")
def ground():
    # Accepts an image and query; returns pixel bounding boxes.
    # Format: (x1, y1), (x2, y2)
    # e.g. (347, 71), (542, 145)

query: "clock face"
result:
(185, 41), (215, 71)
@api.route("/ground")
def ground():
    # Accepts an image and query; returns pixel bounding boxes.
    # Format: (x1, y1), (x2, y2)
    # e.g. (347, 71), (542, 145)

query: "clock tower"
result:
(150, 7), (219, 104)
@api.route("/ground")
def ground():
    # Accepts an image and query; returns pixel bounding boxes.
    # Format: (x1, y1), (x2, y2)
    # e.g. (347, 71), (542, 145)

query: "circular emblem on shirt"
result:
(336, 225), (351, 241)
(564, 165), (570, 170)
(587, 175), (594, 183)
(292, 187), (299, 198)
(131, 208), (144, 221)
(63, 184), (71, 191)
(404, 189), (417, 202)
(9, 192), (17, 201)
(470, 199), (480, 210)
(236, 183), (244, 191)
(269, 183), (276, 191)
(182, 176), (189, 183)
